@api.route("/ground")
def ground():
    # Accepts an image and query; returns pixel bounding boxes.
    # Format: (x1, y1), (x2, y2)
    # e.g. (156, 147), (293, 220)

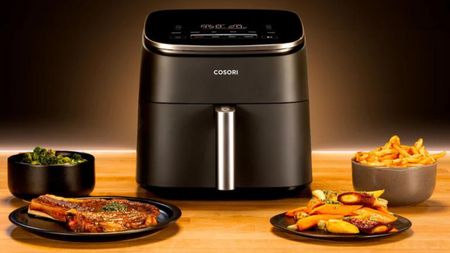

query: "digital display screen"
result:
(199, 24), (248, 30)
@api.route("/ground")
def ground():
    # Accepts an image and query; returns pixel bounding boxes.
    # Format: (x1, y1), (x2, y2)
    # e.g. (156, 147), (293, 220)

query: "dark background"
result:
(1, 0), (450, 150)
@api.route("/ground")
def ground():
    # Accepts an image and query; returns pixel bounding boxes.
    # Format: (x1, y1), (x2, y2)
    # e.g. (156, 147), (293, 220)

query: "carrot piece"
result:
(389, 227), (399, 233)
(370, 224), (393, 234)
(309, 204), (363, 215)
(305, 197), (323, 213)
(374, 206), (390, 214)
(285, 207), (306, 217)
(295, 214), (344, 231)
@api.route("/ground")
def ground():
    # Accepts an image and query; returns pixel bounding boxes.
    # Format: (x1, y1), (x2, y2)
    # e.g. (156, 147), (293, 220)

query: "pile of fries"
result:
(354, 135), (446, 167)
(285, 189), (398, 234)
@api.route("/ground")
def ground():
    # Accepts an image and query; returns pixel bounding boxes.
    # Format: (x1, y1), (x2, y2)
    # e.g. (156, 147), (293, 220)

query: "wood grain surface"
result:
(1, 152), (449, 253)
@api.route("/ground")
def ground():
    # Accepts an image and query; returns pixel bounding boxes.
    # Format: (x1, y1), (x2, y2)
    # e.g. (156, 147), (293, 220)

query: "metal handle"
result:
(216, 105), (235, 191)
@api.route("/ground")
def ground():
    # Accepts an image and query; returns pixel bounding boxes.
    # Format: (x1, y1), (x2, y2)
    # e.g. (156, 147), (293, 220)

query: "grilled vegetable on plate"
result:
(270, 189), (412, 240)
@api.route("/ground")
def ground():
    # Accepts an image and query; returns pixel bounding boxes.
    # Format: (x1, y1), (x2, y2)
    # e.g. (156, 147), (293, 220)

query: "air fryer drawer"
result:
(136, 102), (311, 188)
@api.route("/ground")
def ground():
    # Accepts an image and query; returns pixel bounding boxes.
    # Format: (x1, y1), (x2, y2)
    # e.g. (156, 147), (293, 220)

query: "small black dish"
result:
(8, 196), (182, 241)
(8, 151), (95, 200)
(270, 212), (412, 240)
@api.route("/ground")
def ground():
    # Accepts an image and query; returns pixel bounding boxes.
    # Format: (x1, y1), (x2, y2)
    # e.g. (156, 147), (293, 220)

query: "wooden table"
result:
(1, 152), (449, 252)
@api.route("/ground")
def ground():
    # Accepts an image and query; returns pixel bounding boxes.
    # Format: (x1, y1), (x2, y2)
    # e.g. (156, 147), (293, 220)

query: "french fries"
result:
(285, 189), (399, 234)
(354, 135), (446, 167)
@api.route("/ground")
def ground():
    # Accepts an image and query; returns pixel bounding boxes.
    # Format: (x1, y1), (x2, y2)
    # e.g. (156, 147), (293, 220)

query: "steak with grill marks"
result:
(28, 194), (160, 232)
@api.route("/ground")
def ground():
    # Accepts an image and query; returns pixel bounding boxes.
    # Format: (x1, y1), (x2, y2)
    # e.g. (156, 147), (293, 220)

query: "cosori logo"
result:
(213, 69), (239, 76)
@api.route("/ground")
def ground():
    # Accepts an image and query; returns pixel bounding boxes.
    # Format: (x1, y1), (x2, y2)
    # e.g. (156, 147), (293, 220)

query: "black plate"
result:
(270, 212), (411, 240)
(9, 196), (181, 241)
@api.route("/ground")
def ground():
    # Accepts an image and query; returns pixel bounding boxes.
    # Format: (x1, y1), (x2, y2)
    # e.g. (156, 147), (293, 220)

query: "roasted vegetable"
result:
(338, 192), (376, 207)
(295, 211), (310, 220)
(367, 189), (385, 198)
(305, 197), (323, 213)
(344, 216), (393, 234)
(313, 190), (340, 204)
(294, 214), (344, 231)
(312, 190), (326, 201)
(373, 198), (389, 208)
(374, 205), (390, 214)
(284, 189), (401, 235)
(285, 207), (306, 217)
(22, 146), (86, 165)
(352, 207), (397, 223)
(324, 219), (360, 234)
(371, 224), (393, 234)
(309, 204), (362, 216)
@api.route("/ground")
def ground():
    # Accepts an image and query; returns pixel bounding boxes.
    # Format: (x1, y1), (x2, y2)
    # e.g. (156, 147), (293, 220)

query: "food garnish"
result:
(102, 202), (128, 212)
(354, 135), (446, 167)
(22, 146), (86, 165)
(285, 189), (399, 234)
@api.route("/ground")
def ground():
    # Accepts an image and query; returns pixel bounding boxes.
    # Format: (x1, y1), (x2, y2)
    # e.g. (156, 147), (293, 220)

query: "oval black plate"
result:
(9, 196), (181, 241)
(270, 212), (411, 240)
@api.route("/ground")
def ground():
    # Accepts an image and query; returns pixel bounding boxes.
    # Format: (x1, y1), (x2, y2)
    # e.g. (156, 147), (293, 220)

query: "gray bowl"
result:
(352, 160), (436, 206)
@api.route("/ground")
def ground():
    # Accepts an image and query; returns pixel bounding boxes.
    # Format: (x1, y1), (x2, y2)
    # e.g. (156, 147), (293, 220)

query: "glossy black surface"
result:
(8, 151), (95, 200)
(8, 196), (182, 241)
(139, 47), (308, 104)
(145, 9), (303, 45)
(137, 103), (312, 189)
(270, 213), (412, 240)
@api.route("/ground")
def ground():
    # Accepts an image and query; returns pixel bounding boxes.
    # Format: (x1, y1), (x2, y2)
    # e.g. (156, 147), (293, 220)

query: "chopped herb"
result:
(369, 215), (378, 221)
(22, 146), (86, 165)
(102, 202), (127, 212)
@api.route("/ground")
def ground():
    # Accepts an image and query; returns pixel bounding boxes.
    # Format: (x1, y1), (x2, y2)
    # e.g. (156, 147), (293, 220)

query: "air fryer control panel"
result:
(145, 10), (303, 45)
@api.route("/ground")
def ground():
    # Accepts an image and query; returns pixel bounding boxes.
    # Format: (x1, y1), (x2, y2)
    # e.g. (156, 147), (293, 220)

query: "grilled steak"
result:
(28, 195), (159, 232)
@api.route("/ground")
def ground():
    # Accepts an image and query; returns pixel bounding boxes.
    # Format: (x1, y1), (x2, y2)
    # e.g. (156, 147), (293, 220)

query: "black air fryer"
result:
(137, 9), (312, 195)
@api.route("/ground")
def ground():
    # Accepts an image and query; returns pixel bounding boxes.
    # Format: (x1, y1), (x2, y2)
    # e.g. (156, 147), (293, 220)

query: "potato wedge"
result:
(325, 219), (360, 234)
(295, 214), (344, 231)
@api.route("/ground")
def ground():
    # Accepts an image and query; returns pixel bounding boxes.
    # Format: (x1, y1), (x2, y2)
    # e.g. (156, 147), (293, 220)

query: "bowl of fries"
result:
(352, 135), (446, 206)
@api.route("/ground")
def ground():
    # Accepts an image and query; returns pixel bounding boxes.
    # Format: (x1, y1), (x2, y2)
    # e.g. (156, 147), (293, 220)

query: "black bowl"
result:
(8, 151), (95, 200)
